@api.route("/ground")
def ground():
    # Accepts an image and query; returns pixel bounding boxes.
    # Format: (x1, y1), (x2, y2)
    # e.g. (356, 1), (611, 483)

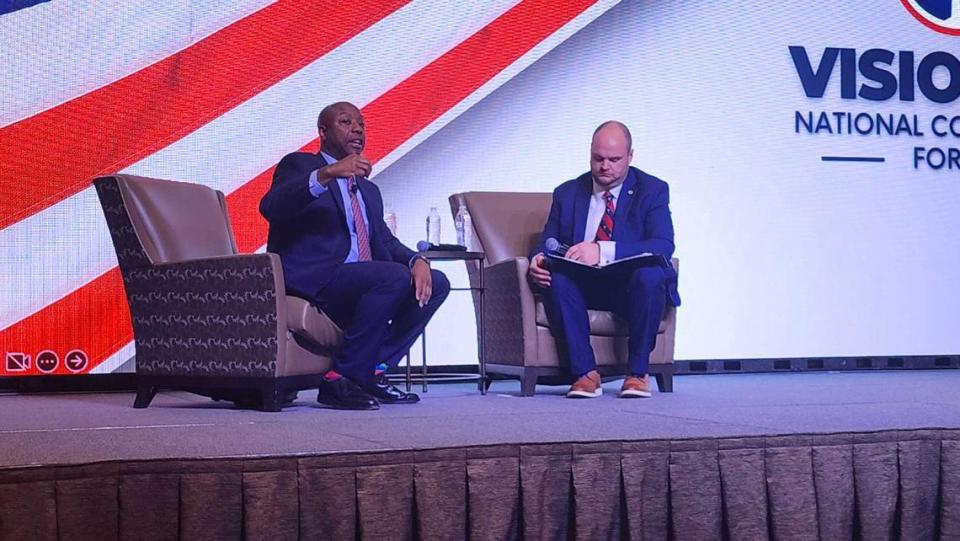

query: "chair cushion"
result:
(535, 300), (666, 336)
(116, 174), (237, 264)
(286, 296), (342, 348)
(458, 192), (553, 265)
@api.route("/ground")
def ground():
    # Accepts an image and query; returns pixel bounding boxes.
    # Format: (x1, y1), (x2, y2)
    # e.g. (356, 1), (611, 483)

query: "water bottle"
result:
(455, 203), (474, 250)
(426, 207), (441, 246)
(384, 205), (398, 236)
(453, 203), (467, 246)
(462, 207), (474, 251)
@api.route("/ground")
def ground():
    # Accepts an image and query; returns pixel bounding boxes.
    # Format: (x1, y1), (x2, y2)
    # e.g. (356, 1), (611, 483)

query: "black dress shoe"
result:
(280, 390), (299, 407)
(361, 374), (420, 404)
(317, 377), (379, 410)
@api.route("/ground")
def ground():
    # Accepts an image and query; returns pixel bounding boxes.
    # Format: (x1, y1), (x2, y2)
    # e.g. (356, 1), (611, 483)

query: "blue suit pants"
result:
(543, 265), (666, 378)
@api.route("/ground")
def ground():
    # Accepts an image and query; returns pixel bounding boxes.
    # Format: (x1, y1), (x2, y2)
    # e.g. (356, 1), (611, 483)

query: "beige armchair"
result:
(450, 192), (676, 396)
(94, 174), (341, 410)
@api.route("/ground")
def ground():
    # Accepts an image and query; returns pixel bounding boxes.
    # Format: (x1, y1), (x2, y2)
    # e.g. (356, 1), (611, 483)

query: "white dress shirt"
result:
(583, 180), (623, 265)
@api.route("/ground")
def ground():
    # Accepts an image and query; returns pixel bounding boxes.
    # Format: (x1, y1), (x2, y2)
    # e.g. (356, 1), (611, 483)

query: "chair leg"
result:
(133, 384), (157, 408)
(653, 366), (674, 393)
(482, 377), (494, 393)
(520, 370), (538, 397)
(260, 382), (282, 412)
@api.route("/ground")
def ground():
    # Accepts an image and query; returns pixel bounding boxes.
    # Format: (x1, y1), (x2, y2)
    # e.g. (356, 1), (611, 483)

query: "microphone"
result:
(349, 176), (361, 193)
(417, 241), (467, 252)
(545, 237), (569, 256)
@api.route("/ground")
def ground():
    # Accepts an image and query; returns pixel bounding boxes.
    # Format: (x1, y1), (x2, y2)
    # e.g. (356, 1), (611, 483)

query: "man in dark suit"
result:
(260, 102), (449, 410)
(529, 121), (679, 399)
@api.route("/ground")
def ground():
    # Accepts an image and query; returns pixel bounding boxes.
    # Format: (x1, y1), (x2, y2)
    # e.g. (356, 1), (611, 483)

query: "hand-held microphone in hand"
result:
(545, 237), (569, 256)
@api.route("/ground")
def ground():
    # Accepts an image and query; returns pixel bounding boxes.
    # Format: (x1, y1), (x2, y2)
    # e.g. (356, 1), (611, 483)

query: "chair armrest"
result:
(482, 257), (539, 365)
(123, 253), (285, 377)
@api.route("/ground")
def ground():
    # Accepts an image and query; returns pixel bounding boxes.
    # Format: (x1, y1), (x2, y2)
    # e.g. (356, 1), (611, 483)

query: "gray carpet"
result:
(2, 370), (959, 468)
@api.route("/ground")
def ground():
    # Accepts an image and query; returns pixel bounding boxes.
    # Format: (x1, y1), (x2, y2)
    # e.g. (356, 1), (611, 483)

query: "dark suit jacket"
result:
(259, 151), (416, 298)
(532, 167), (680, 306)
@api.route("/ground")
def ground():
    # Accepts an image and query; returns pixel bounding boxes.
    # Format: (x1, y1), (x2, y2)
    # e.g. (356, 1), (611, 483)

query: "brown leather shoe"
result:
(620, 375), (651, 398)
(567, 370), (602, 398)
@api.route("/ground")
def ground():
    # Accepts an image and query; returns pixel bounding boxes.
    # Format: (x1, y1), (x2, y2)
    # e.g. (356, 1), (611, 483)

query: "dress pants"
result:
(542, 265), (667, 378)
(314, 261), (450, 384)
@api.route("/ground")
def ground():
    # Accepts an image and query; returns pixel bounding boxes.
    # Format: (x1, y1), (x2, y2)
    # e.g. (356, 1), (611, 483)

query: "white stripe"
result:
(89, 342), (136, 374)
(0, 0), (277, 127)
(0, 0), (520, 328)
(373, 0), (622, 176)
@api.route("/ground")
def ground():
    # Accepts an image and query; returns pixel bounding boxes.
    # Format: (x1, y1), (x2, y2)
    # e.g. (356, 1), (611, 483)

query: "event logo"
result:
(791, 43), (960, 170)
(902, 0), (960, 35)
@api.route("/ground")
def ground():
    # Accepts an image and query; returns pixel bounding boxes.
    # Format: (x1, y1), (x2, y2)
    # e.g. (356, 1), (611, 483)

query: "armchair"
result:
(94, 174), (340, 411)
(449, 192), (676, 396)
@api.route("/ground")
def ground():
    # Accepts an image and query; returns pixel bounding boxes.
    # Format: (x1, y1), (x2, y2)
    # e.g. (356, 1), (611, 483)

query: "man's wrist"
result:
(597, 240), (615, 265)
(316, 165), (336, 185)
(410, 254), (429, 269)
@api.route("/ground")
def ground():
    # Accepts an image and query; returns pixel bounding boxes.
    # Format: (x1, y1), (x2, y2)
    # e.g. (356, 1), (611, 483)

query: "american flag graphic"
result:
(0, 0), (619, 376)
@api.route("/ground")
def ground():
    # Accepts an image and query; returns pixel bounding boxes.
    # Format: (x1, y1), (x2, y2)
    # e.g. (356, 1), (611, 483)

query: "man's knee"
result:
(379, 262), (412, 293)
(430, 269), (450, 301)
(628, 266), (666, 293)
(545, 270), (579, 298)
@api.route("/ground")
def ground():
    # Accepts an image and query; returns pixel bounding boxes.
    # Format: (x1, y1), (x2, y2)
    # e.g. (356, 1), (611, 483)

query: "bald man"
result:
(260, 102), (449, 410)
(529, 121), (679, 398)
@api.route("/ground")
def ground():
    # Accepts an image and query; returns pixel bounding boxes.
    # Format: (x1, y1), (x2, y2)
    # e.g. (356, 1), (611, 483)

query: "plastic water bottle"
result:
(384, 205), (398, 236)
(426, 207), (441, 246)
(455, 204), (466, 246)
(455, 203), (474, 250)
(462, 208), (474, 251)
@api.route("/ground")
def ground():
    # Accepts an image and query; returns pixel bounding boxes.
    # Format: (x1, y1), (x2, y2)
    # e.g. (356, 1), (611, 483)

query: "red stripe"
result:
(0, 0), (599, 375)
(0, 0), (409, 231)
(362, 0), (597, 163)
(0, 271), (131, 376)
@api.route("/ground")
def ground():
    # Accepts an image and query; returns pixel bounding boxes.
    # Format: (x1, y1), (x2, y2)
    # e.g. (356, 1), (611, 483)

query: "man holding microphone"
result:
(260, 102), (449, 410)
(528, 121), (679, 399)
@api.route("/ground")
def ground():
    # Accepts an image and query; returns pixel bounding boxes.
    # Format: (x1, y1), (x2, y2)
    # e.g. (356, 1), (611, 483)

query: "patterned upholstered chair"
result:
(449, 192), (677, 396)
(94, 174), (340, 411)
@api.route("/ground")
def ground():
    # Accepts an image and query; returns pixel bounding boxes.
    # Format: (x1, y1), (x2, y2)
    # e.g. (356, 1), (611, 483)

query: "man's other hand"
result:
(412, 258), (432, 307)
(565, 241), (600, 266)
(528, 253), (552, 287)
(319, 154), (373, 183)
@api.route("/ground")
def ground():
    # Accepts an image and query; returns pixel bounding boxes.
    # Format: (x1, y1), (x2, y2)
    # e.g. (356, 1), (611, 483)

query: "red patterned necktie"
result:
(594, 190), (615, 241)
(348, 177), (373, 261)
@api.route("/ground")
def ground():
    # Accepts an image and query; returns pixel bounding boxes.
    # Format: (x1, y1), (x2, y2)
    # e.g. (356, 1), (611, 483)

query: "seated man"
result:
(528, 121), (680, 399)
(260, 101), (450, 410)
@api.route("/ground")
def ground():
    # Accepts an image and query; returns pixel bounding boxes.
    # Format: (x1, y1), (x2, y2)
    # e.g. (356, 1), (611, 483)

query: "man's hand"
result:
(528, 253), (552, 288)
(565, 241), (600, 266)
(319, 154), (373, 183)
(411, 258), (432, 307)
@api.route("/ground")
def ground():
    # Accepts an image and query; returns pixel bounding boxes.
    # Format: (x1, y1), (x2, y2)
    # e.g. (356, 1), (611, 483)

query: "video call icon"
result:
(5, 352), (30, 372)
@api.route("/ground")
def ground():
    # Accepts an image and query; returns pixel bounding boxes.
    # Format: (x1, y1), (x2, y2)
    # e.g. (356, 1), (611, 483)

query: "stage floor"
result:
(2, 370), (960, 468)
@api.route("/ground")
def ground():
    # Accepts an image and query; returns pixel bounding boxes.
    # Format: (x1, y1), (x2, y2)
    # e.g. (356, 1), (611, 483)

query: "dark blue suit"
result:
(533, 167), (679, 377)
(260, 151), (449, 383)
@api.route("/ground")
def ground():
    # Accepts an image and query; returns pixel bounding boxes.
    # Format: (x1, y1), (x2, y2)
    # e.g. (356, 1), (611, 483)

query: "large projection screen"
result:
(2, 0), (959, 377)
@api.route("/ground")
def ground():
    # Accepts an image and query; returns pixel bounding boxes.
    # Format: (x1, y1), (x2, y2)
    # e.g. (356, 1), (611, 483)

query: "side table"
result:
(396, 250), (487, 395)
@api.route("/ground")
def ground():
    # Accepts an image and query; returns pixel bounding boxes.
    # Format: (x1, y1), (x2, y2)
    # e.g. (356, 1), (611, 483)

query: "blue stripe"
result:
(0, 0), (50, 16)
(821, 156), (885, 163)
